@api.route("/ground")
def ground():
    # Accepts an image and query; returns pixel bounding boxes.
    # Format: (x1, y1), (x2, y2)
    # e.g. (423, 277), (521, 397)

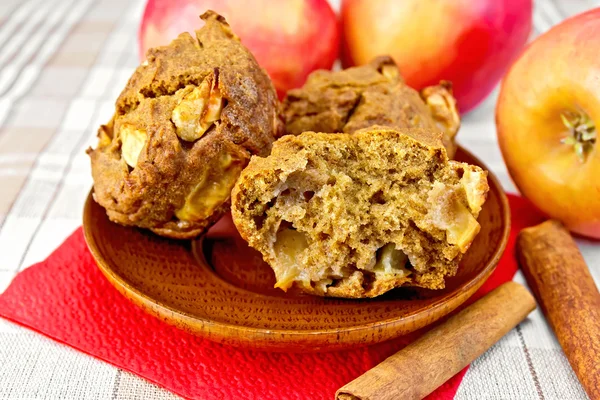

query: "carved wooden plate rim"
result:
(83, 146), (511, 350)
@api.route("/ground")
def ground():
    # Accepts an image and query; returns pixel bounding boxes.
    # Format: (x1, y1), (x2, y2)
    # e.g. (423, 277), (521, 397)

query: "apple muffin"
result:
(88, 11), (281, 239)
(282, 56), (460, 157)
(231, 128), (489, 298)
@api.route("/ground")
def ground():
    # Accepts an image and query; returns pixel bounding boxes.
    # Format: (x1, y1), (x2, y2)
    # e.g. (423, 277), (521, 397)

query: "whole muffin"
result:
(231, 128), (489, 298)
(282, 56), (460, 157)
(88, 11), (281, 239)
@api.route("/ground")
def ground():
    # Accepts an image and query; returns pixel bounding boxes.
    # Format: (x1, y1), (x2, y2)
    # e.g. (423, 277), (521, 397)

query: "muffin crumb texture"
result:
(231, 128), (489, 298)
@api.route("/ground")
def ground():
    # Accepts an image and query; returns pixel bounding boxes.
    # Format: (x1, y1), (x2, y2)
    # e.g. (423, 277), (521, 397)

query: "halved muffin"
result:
(231, 128), (489, 298)
(88, 11), (281, 239)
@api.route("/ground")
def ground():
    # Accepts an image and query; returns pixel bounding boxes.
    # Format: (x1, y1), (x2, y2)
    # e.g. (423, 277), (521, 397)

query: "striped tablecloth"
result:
(0, 0), (598, 398)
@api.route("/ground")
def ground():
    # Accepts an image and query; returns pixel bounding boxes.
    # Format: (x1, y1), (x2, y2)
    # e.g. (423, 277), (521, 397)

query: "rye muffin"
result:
(231, 128), (488, 298)
(282, 56), (460, 157)
(88, 11), (281, 239)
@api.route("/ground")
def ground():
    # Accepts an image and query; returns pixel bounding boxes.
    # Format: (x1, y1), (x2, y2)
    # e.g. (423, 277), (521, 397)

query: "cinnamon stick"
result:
(517, 220), (600, 400)
(336, 282), (536, 400)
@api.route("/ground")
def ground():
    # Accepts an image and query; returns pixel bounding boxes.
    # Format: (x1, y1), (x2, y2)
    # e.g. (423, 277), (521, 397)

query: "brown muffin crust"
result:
(231, 128), (489, 298)
(282, 56), (460, 157)
(88, 11), (281, 239)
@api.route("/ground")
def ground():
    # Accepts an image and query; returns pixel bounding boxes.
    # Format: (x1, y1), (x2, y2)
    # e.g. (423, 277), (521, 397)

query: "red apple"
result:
(497, 8), (600, 239)
(341, 0), (532, 113)
(139, 0), (340, 98)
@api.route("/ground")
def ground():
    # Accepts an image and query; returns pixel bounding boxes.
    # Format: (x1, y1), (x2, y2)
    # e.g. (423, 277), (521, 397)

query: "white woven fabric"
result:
(0, 0), (598, 398)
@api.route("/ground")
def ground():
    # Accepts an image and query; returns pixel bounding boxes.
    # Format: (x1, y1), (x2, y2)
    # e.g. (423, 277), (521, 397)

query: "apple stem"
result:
(560, 111), (596, 162)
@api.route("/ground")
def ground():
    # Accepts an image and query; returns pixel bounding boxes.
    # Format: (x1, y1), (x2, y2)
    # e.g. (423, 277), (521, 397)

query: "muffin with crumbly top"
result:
(231, 127), (488, 298)
(88, 11), (281, 239)
(282, 56), (460, 158)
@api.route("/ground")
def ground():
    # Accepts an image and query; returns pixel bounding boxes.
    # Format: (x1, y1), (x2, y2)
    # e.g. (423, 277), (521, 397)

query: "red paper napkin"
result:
(0, 194), (543, 400)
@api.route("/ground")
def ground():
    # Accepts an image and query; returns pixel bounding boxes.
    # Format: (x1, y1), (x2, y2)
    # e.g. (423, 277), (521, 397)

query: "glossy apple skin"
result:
(497, 9), (600, 239)
(341, 0), (531, 113)
(139, 0), (339, 98)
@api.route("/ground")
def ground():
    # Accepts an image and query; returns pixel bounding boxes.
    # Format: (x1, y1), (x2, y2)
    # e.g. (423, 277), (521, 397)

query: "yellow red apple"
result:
(341, 0), (532, 113)
(139, 0), (339, 98)
(497, 8), (600, 239)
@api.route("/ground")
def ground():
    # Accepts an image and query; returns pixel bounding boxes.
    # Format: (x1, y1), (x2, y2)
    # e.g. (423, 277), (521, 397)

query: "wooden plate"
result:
(83, 146), (510, 352)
